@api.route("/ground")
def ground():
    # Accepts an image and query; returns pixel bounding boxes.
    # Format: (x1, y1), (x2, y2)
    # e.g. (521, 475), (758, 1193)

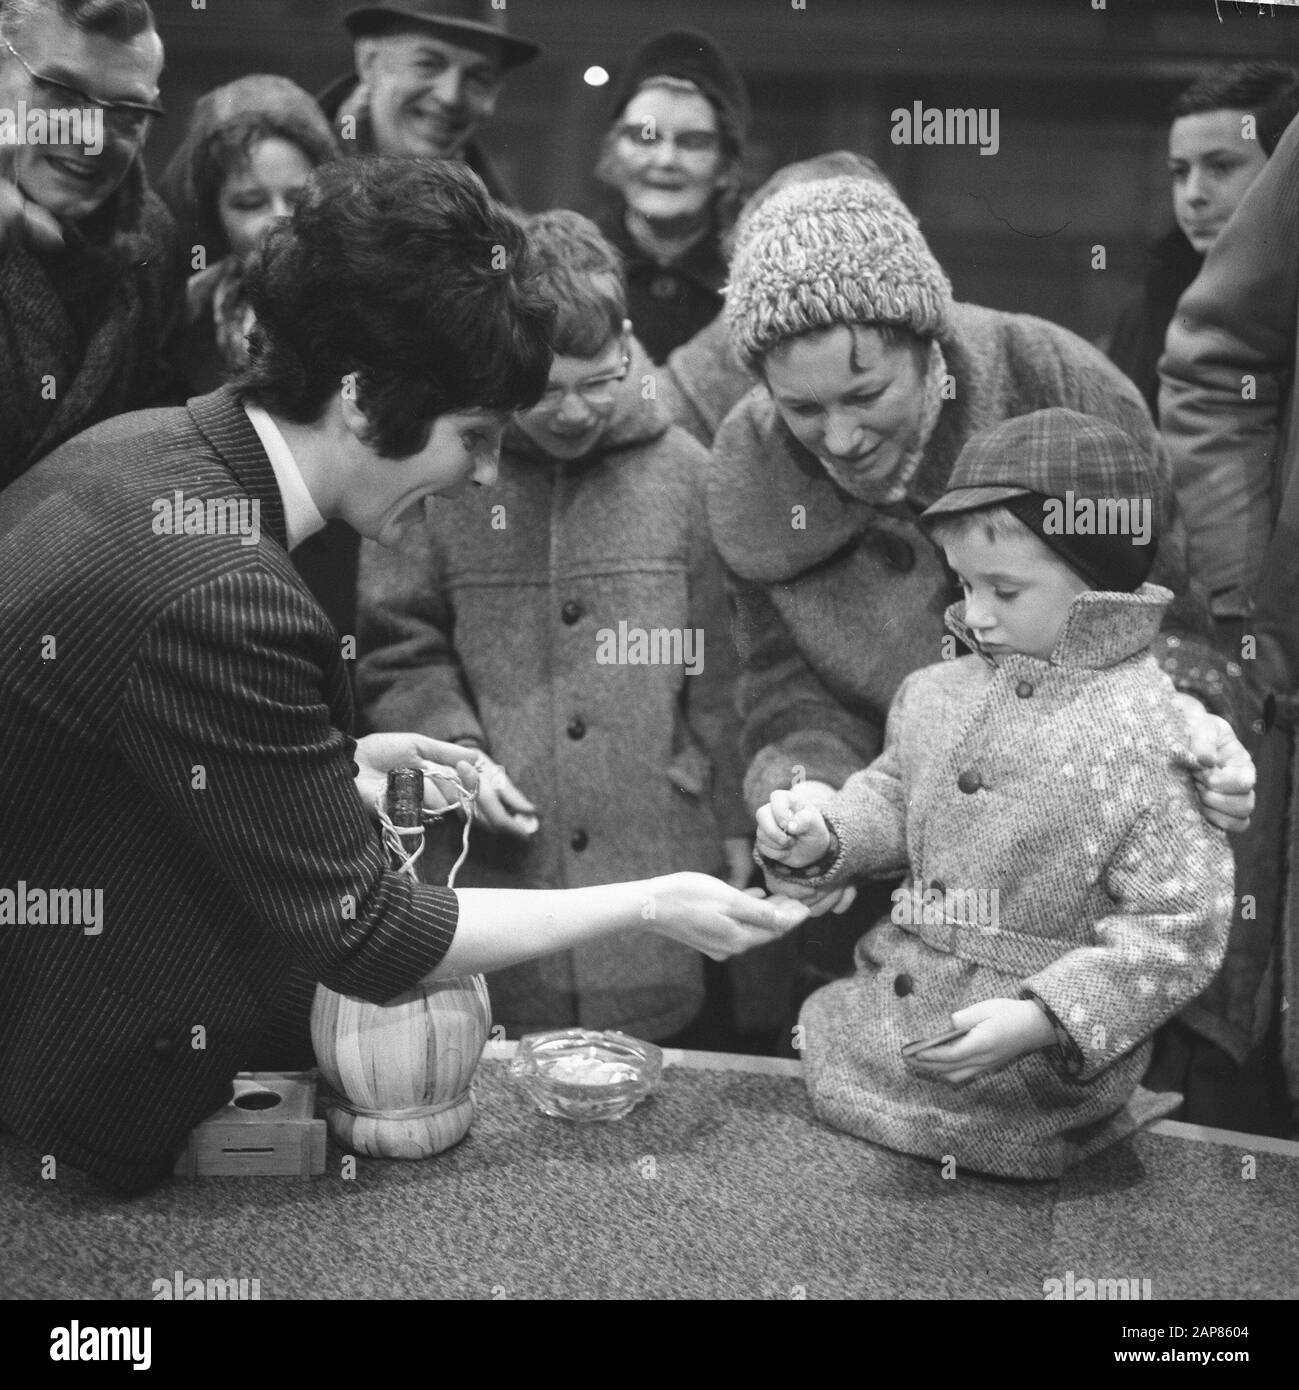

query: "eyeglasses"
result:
(616, 122), (720, 155)
(536, 354), (631, 410)
(1, 33), (164, 143)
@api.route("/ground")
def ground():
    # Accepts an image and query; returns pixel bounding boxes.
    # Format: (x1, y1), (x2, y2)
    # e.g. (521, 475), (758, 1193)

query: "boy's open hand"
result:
(755, 789), (832, 868)
(903, 998), (1058, 1085)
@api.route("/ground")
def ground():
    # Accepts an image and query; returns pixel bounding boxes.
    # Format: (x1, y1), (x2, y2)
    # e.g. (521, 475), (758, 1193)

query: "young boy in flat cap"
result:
(756, 406), (1235, 1178)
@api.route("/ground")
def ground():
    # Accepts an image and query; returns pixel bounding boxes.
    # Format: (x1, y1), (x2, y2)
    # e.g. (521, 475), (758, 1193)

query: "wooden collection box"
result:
(174, 1071), (327, 1179)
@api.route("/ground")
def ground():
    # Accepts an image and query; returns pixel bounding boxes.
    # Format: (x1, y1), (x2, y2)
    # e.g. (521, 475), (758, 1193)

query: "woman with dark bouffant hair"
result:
(161, 77), (349, 636)
(592, 28), (750, 365)
(160, 75), (340, 393)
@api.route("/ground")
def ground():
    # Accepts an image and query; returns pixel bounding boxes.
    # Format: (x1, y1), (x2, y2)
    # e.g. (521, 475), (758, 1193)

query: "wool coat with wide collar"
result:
(706, 300), (1243, 813)
(357, 343), (746, 1040)
(794, 586), (1235, 1178)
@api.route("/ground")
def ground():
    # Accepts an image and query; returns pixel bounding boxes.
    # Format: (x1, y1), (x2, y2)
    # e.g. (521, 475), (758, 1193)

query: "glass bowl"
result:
(508, 1028), (663, 1122)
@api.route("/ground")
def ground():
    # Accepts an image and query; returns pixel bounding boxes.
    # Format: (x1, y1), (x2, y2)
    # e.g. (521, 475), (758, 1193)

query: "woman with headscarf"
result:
(593, 28), (750, 365)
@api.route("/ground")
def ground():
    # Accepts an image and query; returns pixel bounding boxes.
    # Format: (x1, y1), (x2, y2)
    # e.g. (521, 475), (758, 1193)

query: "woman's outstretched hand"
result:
(642, 872), (810, 961)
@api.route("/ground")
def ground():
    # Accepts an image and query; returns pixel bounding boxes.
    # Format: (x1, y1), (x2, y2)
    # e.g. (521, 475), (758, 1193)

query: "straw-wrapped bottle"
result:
(311, 768), (491, 1159)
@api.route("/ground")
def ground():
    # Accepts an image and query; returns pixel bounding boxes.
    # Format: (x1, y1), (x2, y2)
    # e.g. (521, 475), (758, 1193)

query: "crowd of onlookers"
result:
(2, 0), (1297, 1141)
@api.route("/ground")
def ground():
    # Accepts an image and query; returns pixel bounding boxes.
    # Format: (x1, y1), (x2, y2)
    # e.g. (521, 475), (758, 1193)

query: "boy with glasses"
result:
(358, 209), (753, 1047)
(0, 0), (183, 487)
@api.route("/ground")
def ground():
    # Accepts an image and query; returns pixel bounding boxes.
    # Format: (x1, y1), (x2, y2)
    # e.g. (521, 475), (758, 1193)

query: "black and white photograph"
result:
(1, 0), (1297, 1336)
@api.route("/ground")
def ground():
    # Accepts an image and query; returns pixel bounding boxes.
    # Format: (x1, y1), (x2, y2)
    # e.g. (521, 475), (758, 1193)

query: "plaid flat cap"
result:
(923, 408), (1160, 591)
(923, 408), (1158, 518)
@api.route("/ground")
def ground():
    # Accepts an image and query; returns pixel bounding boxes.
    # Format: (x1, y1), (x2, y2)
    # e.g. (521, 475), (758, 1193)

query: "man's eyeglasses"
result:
(537, 354), (631, 410)
(2, 33), (164, 143)
(616, 123), (720, 155)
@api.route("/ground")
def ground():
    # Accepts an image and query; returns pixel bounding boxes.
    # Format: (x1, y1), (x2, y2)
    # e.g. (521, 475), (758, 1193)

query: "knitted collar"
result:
(504, 336), (671, 467)
(944, 583), (1172, 671)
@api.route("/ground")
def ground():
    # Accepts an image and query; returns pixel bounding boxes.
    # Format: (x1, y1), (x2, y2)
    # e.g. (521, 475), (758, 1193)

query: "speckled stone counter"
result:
(4, 1047), (1298, 1300)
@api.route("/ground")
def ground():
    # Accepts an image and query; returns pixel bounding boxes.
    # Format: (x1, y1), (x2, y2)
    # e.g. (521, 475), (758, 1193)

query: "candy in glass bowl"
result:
(508, 1028), (662, 1122)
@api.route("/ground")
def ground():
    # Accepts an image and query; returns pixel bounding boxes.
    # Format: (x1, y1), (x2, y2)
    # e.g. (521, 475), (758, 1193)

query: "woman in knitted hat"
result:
(709, 175), (1256, 989)
(658, 149), (897, 445)
(593, 28), (751, 364)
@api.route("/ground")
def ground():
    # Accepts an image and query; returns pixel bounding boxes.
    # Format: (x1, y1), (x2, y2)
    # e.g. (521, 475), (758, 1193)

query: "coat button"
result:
(927, 878), (946, 898)
(877, 533), (916, 573)
(957, 769), (982, 794)
(561, 601), (583, 625)
(1015, 680), (1034, 698)
(570, 829), (589, 852)
(893, 973), (914, 997)
(567, 717), (586, 740)
(151, 1034), (178, 1060)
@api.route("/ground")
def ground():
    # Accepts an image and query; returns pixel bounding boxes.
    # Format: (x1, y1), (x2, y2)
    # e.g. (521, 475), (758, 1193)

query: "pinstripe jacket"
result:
(0, 388), (458, 1192)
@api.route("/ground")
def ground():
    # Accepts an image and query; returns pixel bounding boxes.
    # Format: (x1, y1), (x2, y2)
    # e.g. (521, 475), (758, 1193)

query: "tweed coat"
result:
(793, 587), (1235, 1178)
(0, 389), (458, 1192)
(356, 345), (748, 1039)
(0, 159), (186, 489)
(706, 300), (1243, 815)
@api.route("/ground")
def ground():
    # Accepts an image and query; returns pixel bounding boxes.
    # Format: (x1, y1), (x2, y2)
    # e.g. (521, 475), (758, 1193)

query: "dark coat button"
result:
(567, 717), (586, 740)
(927, 879), (946, 898)
(151, 1034), (178, 1060)
(957, 769), (982, 794)
(561, 601), (582, 625)
(570, 829), (589, 851)
(893, 973), (914, 997)
(1015, 680), (1034, 698)
(876, 533), (916, 573)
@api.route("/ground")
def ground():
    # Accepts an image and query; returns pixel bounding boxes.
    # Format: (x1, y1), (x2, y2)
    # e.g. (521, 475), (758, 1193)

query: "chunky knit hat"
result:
(725, 176), (954, 370)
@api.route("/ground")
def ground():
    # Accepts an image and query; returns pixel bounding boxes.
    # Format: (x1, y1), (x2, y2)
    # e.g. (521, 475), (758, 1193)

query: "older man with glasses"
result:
(0, 0), (183, 489)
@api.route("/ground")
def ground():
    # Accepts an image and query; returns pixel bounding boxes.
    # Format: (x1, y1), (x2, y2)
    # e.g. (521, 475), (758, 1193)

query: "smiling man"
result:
(307, 1), (540, 652)
(0, 0), (184, 487)
(318, 0), (539, 201)
(0, 157), (804, 1192)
